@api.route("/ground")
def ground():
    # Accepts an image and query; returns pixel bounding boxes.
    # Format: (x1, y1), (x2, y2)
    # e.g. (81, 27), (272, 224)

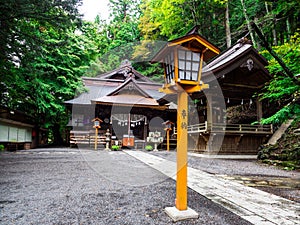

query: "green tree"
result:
(85, 0), (143, 75)
(139, 0), (238, 48)
(260, 31), (300, 124)
(0, 0), (100, 145)
(2, 25), (97, 144)
(0, 0), (82, 66)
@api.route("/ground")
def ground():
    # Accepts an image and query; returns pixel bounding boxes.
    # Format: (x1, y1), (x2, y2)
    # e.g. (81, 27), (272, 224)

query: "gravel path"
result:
(0, 148), (252, 225)
(150, 151), (300, 203)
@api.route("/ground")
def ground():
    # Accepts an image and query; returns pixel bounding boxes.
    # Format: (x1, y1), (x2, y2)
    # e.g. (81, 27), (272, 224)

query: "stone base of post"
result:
(165, 206), (199, 222)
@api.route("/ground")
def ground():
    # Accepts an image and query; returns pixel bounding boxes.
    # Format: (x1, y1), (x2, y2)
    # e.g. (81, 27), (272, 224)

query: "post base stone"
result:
(165, 206), (199, 222)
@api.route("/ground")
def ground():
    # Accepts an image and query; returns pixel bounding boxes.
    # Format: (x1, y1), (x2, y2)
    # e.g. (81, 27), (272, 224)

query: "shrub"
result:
(111, 145), (120, 151)
(145, 145), (153, 151)
(0, 144), (4, 151)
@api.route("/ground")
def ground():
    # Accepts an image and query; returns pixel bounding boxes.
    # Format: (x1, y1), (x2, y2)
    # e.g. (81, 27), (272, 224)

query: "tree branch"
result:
(251, 21), (300, 86)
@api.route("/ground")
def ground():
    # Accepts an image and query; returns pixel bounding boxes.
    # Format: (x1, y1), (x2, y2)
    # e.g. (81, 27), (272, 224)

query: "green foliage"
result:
(84, 0), (143, 75)
(261, 104), (300, 125)
(261, 32), (300, 76)
(1, 0), (299, 146)
(139, 0), (300, 50)
(133, 62), (164, 83)
(109, 0), (141, 23)
(260, 31), (300, 124)
(0, 0), (99, 145)
(139, 0), (227, 46)
(0, 145), (4, 151)
(111, 145), (120, 151)
(258, 118), (300, 170)
(0, 0), (82, 65)
(145, 145), (153, 151)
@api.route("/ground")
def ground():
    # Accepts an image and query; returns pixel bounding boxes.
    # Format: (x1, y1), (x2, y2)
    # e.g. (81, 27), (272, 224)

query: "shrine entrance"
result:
(111, 114), (147, 148)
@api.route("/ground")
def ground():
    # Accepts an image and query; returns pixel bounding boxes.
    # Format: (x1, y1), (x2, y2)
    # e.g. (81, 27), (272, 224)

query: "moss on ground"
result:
(258, 118), (300, 170)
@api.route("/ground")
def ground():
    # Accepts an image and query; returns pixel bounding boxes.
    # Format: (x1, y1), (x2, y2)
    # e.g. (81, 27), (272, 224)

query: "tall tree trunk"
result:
(254, 17), (261, 50)
(240, 0), (257, 48)
(225, 1), (232, 48)
(189, 0), (199, 25)
(286, 18), (291, 39)
(52, 123), (63, 146)
(265, 1), (278, 46)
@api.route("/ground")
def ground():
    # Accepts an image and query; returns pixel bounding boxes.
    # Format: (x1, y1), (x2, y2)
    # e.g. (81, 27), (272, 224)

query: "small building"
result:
(65, 60), (176, 149)
(0, 106), (43, 150)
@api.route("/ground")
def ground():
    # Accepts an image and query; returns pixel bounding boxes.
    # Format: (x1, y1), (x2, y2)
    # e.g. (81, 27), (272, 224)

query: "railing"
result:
(70, 131), (106, 146)
(210, 123), (273, 134)
(187, 122), (208, 133)
(174, 122), (273, 134)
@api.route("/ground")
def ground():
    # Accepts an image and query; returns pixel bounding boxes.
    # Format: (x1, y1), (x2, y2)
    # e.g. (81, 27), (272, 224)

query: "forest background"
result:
(0, 0), (299, 148)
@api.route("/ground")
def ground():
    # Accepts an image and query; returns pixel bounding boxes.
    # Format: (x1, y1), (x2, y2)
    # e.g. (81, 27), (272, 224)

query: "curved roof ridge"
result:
(93, 60), (155, 83)
(106, 77), (152, 98)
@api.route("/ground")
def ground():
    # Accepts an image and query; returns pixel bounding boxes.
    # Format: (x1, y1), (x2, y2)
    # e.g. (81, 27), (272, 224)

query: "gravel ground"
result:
(150, 151), (300, 203)
(0, 148), (252, 225)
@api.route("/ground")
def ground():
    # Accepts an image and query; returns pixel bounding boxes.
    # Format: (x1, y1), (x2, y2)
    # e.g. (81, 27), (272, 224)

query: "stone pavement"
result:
(124, 150), (300, 225)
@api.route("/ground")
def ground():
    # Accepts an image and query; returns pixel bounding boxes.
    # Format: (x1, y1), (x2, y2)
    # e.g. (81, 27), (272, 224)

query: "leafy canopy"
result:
(260, 31), (300, 124)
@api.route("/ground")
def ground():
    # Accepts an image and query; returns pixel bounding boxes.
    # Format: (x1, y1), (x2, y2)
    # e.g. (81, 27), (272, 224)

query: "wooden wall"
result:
(190, 133), (269, 154)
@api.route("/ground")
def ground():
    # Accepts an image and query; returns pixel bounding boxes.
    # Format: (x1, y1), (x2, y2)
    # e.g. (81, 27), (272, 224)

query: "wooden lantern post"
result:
(163, 120), (174, 151)
(152, 26), (220, 219)
(92, 118), (102, 150)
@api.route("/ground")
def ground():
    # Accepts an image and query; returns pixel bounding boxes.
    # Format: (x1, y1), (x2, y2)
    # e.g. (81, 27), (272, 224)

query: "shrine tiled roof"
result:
(65, 61), (166, 106)
(202, 38), (270, 83)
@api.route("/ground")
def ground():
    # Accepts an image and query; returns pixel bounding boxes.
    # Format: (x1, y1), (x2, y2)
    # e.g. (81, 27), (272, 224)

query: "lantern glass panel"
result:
(94, 121), (99, 127)
(163, 51), (175, 84)
(179, 60), (185, 70)
(193, 53), (200, 62)
(186, 61), (191, 70)
(192, 72), (198, 81)
(192, 63), (199, 71)
(186, 51), (192, 60)
(178, 49), (201, 81)
(178, 50), (185, 60)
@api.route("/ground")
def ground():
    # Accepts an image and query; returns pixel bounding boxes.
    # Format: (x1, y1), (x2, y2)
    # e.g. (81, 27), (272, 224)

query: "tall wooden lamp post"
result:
(92, 118), (102, 150)
(152, 26), (220, 221)
(163, 120), (174, 151)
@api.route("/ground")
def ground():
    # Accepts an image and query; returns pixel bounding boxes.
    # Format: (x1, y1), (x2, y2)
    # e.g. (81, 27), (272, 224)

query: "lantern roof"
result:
(151, 25), (220, 63)
(162, 120), (174, 125)
(92, 117), (102, 122)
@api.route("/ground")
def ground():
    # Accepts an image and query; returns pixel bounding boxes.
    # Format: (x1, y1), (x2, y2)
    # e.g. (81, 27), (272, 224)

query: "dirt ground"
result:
(2, 148), (299, 224)
(0, 148), (253, 225)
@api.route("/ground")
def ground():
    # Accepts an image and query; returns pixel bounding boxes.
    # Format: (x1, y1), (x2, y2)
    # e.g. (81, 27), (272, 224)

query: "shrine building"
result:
(66, 30), (273, 154)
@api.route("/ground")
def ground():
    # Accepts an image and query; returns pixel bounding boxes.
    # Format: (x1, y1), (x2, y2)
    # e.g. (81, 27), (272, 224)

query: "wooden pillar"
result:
(206, 94), (214, 152)
(176, 90), (188, 210)
(206, 94), (213, 129)
(256, 99), (263, 122)
(143, 116), (147, 148)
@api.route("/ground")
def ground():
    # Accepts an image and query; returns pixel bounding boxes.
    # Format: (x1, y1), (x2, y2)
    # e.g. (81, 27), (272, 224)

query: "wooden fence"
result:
(174, 122), (273, 134)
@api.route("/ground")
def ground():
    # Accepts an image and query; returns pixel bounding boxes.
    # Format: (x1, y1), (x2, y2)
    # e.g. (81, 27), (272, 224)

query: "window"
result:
(164, 51), (175, 84)
(178, 49), (200, 81)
